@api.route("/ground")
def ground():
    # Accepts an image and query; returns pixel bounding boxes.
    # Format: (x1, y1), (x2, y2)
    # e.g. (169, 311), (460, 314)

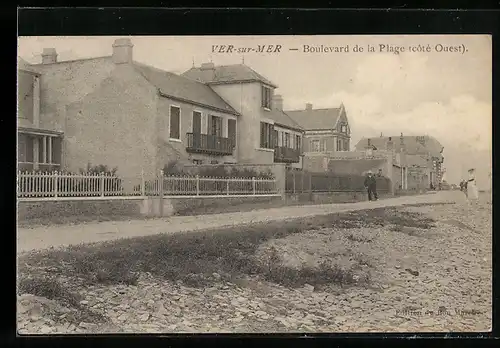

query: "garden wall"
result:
(17, 195), (283, 223)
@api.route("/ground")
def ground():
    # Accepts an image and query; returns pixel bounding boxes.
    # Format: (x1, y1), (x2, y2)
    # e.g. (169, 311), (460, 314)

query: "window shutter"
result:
(228, 119), (236, 146)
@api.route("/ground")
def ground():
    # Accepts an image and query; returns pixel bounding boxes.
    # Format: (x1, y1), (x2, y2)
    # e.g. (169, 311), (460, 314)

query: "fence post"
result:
(53, 170), (58, 198)
(141, 169), (145, 196)
(100, 172), (105, 197)
(226, 179), (230, 195)
(252, 177), (256, 195)
(159, 170), (164, 217)
(196, 175), (200, 196)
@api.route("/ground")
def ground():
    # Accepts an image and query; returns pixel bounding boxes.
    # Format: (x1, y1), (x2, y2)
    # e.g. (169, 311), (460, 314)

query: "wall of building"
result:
(211, 82), (263, 163)
(155, 96), (238, 168)
(35, 57), (116, 132)
(64, 64), (158, 179)
(303, 133), (334, 152)
(18, 70), (35, 124)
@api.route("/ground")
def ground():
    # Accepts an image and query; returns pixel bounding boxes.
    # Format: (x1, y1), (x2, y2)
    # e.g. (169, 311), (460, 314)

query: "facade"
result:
(285, 103), (351, 172)
(354, 134), (444, 190)
(182, 63), (305, 167)
(17, 38), (307, 178)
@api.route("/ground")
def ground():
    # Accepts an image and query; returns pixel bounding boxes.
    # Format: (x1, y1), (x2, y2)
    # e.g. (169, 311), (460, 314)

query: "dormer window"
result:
(341, 124), (347, 134)
(261, 85), (272, 109)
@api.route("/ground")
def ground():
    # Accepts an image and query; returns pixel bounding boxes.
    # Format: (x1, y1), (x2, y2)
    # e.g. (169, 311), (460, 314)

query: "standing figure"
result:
(467, 168), (479, 203)
(460, 179), (468, 198)
(364, 170), (378, 201)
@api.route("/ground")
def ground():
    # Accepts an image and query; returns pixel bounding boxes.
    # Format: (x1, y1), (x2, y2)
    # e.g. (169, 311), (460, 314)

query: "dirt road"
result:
(17, 192), (456, 253)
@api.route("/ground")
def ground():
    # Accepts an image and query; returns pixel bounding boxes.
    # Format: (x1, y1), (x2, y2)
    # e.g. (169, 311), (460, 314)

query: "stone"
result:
(37, 326), (51, 334)
(303, 284), (315, 292)
(79, 300), (89, 305)
(139, 313), (150, 322)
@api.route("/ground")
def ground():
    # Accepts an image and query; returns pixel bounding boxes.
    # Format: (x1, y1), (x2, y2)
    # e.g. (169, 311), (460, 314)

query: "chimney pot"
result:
(112, 38), (133, 64)
(273, 94), (284, 111)
(41, 48), (58, 64)
(201, 62), (215, 70)
(305, 103), (313, 111)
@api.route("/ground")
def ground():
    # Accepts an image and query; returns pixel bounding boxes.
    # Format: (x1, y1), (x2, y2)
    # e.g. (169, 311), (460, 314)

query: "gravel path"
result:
(17, 192), (454, 253)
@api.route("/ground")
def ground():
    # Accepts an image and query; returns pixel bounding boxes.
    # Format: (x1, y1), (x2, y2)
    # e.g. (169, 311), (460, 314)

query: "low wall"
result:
(18, 199), (144, 221)
(17, 195), (283, 222)
(286, 191), (391, 204)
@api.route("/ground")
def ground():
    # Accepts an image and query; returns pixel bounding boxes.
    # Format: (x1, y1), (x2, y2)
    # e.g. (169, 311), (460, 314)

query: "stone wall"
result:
(18, 199), (143, 221)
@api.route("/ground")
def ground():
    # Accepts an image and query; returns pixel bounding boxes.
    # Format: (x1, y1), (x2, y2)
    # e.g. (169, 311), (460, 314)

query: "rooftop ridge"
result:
(30, 55), (112, 66)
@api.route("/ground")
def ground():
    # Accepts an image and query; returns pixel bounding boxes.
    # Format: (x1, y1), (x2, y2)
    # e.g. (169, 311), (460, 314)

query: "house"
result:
(355, 134), (445, 190)
(284, 103), (351, 172)
(17, 38), (306, 178)
(17, 39), (244, 178)
(182, 63), (304, 167)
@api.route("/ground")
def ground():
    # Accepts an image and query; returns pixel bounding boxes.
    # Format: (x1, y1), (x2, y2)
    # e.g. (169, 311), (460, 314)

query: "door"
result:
(192, 112), (202, 148)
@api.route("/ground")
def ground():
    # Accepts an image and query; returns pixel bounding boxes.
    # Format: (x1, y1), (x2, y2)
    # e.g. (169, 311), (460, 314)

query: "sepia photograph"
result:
(17, 34), (492, 334)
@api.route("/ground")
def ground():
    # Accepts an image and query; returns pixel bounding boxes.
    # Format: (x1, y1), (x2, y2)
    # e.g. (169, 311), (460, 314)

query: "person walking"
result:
(460, 179), (468, 198)
(364, 170), (378, 201)
(467, 168), (479, 205)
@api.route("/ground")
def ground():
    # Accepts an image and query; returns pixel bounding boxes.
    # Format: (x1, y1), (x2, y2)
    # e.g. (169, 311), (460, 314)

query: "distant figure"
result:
(364, 170), (378, 201)
(467, 168), (479, 203)
(460, 179), (468, 198)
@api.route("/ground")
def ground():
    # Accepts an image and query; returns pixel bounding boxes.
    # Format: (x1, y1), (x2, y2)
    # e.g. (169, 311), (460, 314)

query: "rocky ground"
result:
(17, 192), (491, 334)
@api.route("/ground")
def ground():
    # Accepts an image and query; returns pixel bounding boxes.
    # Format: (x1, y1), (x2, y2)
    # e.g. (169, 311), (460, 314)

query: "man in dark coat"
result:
(364, 170), (378, 201)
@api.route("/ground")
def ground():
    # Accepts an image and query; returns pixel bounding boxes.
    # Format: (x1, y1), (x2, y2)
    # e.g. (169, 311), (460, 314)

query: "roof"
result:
(133, 62), (240, 115)
(17, 57), (42, 75)
(182, 64), (278, 88)
(285, 108), (342, 130)
(266, 109), (303, 131)
(355, 135), (444, 158)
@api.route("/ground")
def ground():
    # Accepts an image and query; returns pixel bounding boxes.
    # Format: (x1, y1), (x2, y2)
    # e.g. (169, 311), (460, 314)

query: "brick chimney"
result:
(200, 62), (216, 81)
(273, 95), (284, 111)
(387, 136), (394, 151)
(305, 103), (313, 111)
(112, 38), (133, 64)
(41, 48), (57, 64)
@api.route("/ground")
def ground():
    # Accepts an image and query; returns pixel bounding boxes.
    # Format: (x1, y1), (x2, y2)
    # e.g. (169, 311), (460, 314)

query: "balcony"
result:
(274, 146), (301, 163)
(186, 133), (234, 156)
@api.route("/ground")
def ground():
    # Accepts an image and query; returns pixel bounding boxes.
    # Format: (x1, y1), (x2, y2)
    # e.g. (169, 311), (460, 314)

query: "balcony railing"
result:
(274, 146), (301, 163)
(186, 133), (234, 156)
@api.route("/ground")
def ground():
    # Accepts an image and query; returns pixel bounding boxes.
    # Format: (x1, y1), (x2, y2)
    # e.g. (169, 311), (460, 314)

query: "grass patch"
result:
(18, 206), (436, 290)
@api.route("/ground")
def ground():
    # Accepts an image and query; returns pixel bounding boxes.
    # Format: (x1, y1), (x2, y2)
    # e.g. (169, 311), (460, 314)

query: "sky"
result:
(18, 35), (492, 188)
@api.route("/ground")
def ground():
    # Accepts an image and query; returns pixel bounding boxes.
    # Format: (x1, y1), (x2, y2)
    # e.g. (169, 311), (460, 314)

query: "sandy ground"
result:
(17, 191), (491, 333)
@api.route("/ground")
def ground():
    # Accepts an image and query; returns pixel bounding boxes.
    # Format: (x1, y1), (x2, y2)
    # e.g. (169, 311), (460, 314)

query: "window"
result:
(192, 111), (202, 134)
(341, 124), (347, 134)
(261, 85), (272, 109)
(169, 106), (181, 140)
(208, 115), (223, 137)
(260, 122), (274, 149)
(311, 139), (320, 152)
(228, 119), (237, 147)
(284, 132), (291, 148)
(320, 139), (326, 152)
(193, 159), (203, 165)
(295, 135), (301, 151)
(17, 133), (28, 162)
(337, 138), (342, 151)
(273, 130), (278, 147)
